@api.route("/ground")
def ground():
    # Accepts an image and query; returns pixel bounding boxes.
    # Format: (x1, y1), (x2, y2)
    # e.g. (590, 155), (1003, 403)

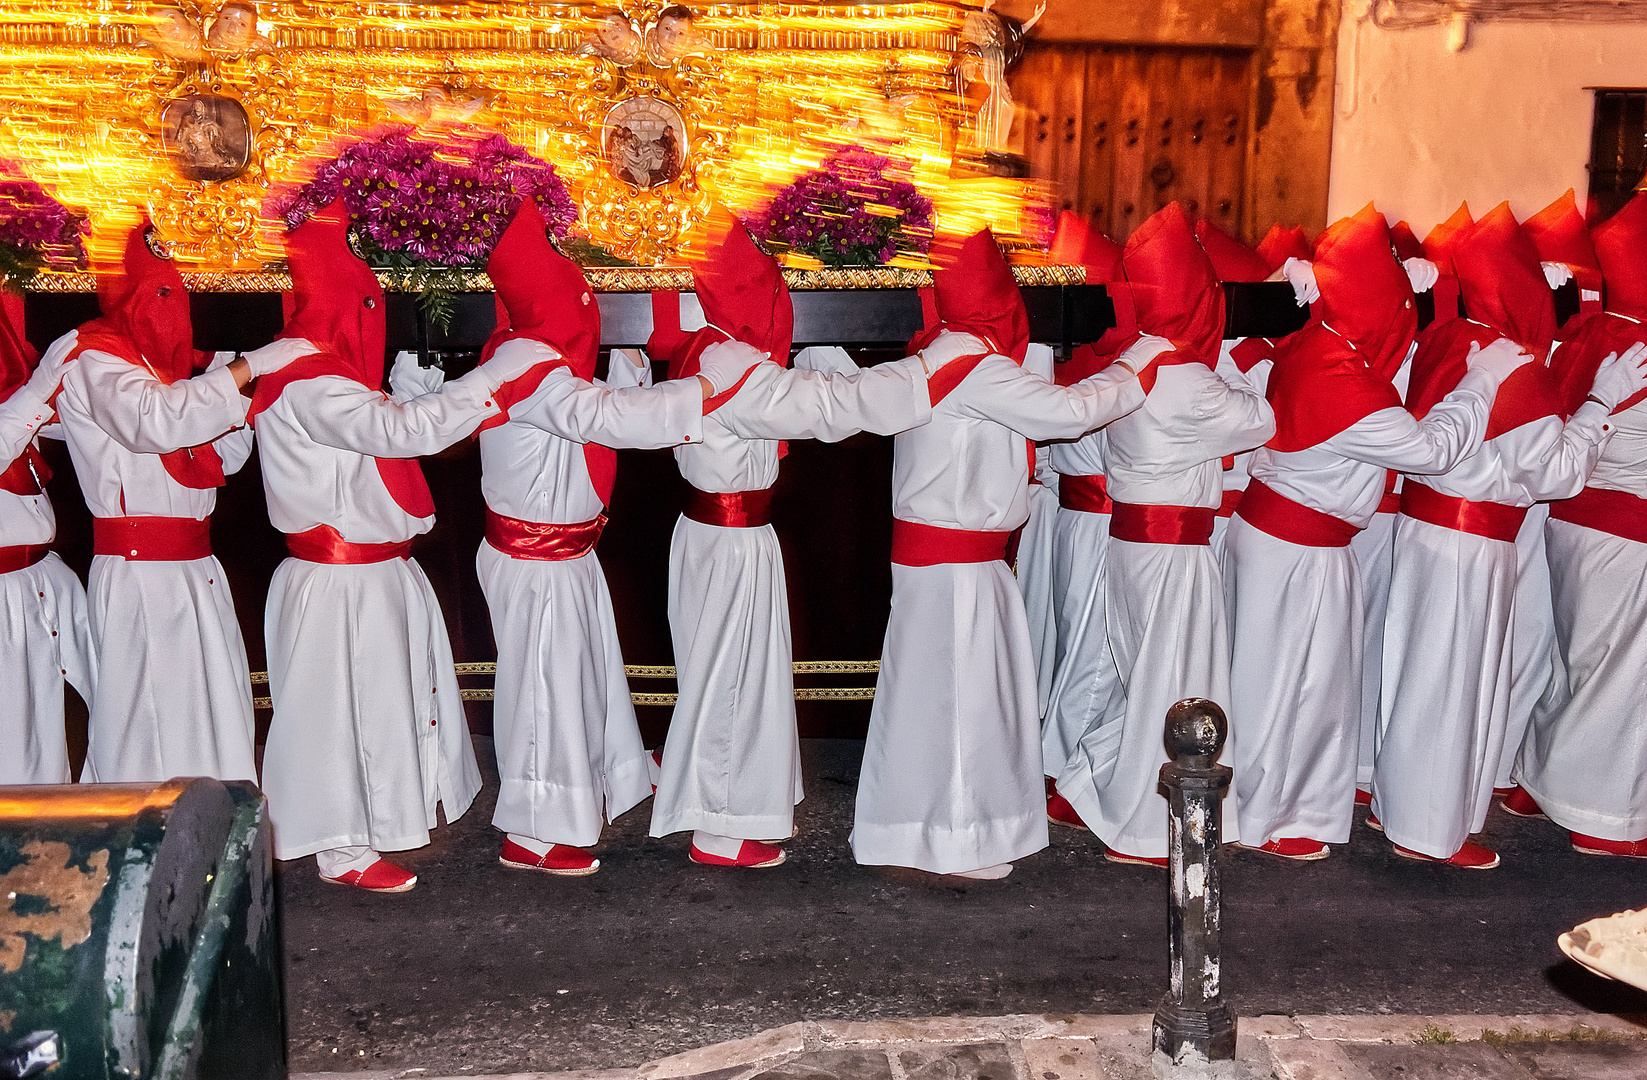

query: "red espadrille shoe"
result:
(1571, 833), (1647, 858)
(689, 839), (787, 868)
(1354, 788), (1372, 806)
(1367, 812), (1384, 832)
(1104, 849), (1168, 868)
(1047, 785), (1089, 830)
(1393, 840), (1500, 869)
(1499, 786), (1546, 819)
(321, 858), (418, 893)
(649, 747), (664, 792)
(1246, 837), (1330, 861)
(499, 838), (600, 876)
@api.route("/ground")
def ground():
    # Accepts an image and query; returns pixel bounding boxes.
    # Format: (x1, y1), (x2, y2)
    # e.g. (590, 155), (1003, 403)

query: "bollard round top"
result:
(1164, 698), (1227, 761)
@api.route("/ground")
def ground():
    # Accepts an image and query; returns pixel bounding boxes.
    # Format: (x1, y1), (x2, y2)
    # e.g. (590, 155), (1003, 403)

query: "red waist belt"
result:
(1234, 478), (1358, 548)
(93, 516), (212, 561)
(1058, 474), (1112, 515)
(1377, 491), (1402, 514)
(1399, 482), (1527, 543)
(891, 519), (1013, 566)
(486, 509), (606, 561)
(286, 524), (412, 564)
(0, 544), (50, 574)
(1549, 486), (1647, 545)
(1216, 487), (1245, 519)
(1109, 502), (1215, 546)
(684, 487), (774, 528)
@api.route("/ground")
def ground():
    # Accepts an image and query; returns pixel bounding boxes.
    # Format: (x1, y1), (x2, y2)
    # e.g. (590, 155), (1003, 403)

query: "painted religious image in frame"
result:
(161, 93), (253, 182)
(602, 96), (687, 191)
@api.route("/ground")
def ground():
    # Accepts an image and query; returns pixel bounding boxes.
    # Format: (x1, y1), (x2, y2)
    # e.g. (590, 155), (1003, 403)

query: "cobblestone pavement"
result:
(280, 739), (1647, 1074)
(292, 1013), (1647, 1080)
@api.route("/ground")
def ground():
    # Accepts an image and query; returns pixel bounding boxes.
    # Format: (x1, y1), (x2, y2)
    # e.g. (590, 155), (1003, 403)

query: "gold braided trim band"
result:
(249, 660), (880, 709)
(29, 265), (1085, 294)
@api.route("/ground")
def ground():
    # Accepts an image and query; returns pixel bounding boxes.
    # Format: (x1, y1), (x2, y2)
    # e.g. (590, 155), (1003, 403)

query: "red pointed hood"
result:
(482, 199), (600, 381)
(1451, 202), (1556, 363)
(1115, 202), (1223, 367)
(0, 290), (37, 401)
(1423, 203), (1474, 275)
(277, 198), (386, 388)
(1310, 202), (1416, 382)
(75, 223), (196, 383)
(1388, 221), (1425, 262)
(1256, 224), (1312, 273)
(1195, 219), (1271, 282)
(1048, 211), (1121, 281)
(1523, 189), (1602, 293)
(905, 226), (1030, 364)
(1592, 190), (1647, 321)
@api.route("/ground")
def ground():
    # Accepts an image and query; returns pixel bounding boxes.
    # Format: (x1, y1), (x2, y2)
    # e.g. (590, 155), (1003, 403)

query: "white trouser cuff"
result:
(316, 845), (379, 877)
(692, 830), (745, 859)
(505, 833), (555, 857)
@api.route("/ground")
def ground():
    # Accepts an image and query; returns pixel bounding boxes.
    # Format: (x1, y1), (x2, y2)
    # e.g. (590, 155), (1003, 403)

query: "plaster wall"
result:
(1327, 8), (1647, 234)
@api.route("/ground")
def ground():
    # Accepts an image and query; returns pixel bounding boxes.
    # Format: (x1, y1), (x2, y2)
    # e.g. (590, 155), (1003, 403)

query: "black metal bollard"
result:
(1151, 698), (1237, 1076)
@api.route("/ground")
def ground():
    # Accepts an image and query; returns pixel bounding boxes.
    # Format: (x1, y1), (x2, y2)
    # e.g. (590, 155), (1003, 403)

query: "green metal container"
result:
(0, 779), (284, 1080)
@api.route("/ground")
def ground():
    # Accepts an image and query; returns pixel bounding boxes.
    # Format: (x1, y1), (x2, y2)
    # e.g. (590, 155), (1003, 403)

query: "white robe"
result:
(1209, 343), (1271, 563)
(1016, 344), (1061, 719)
(1041, 430), (1115, 779)
(1226, 377), (1493, 848)
(55, 348), (255, 784)
(1517, 392), (1647, 841)
(1056, 361), (1273, 859)
(256, 369), (500, 860)
(1376, 404), (1612, 858)
(0, 384), (95, 784)
(853, 352), (1145, 872)
(477, 346), (702, 847)
(651, 357), (932, 842)
(1498, 502), (1566, 788)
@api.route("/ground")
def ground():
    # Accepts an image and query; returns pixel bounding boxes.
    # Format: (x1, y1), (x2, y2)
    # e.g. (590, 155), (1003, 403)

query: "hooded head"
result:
(1523, 189), (1602, 294)
(483, 199), (600, 380)
(908, 226), (1031, 363)
(1310, 202), (1416, 382)
(1256, 223), (1312, 274)
(1116, 202), (1223, 367)
(1591, 190), (1647, 320)
(1194, 219), (1271, 282)
(88, 223), (196, 383)
(280, 198), (386, 387)
(1048, 211), (1121, 281)
(0, 291), (37, 402)
(1451, 202), (1556, 363)
(1422, 203), (1473, 275)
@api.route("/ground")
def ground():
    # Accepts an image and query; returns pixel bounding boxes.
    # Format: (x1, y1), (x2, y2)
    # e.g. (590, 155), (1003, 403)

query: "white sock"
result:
(506, 833), (555, 857)
(692, 830), (746, 859)
(950, 863), (1013, 880)
(316, 845), (380, 878)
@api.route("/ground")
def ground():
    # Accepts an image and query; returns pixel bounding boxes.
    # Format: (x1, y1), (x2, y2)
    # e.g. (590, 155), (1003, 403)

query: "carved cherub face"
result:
(154, 8), (196, 40)
(654, 12), (693, 54)
(598, 14), (639, 52)
(207, 3), (258, 51)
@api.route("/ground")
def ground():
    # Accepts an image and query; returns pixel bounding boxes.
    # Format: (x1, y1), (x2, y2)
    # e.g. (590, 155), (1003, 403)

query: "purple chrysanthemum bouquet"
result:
(750, 147), (934, 268)
(0, 162), (87, 291)
(275, 130), (577, 329)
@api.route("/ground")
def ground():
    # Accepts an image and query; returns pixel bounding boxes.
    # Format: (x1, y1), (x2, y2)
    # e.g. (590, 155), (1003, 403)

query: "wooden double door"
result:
(1012, 43), (1255, 243)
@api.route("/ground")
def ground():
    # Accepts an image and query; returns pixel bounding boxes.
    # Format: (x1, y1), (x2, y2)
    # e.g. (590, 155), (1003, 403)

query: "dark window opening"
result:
(1587, 89), (1647, 224)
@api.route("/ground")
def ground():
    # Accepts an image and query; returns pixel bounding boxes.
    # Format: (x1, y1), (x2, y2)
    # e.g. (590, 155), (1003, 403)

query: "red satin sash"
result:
(93, 516), (212, 561)
(890, 519), (1013, 566)
(1548, 486), (1647, 545)
(684, 487), (775, 528)
(1234, 478), (1358, 548)
(285, 524), (412, 564)
(1058, 474), (1112, 515)
(1377, 491), (1402, 514)
(1216, 487), (1244, 519)
(485, 509), (606, 561)
(0, 544), (50, 574)
(0, 445), (50, 496)
(1399, 482), (1527, 543)
(1109, 502), (1215, 546)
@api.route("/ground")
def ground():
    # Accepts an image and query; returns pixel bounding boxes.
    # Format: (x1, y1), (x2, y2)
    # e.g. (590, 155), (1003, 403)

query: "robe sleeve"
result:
(283, 369), (501, 458)
(713, 357), (932, 442)
(1328, 368), (1495, 474)
(953, 356), (1145, 441)
(0, 383), (51, 465)
(1497, 405), (1613, 502)
(78, 349), (248, 455)
(511, 365), (703, 449)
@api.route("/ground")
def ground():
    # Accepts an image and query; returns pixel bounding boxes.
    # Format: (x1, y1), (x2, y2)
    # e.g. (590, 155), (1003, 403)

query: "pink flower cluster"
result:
(0, 162), (86, 267)
(752, 147), (934, 268)
(277, 130), (577, 266)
